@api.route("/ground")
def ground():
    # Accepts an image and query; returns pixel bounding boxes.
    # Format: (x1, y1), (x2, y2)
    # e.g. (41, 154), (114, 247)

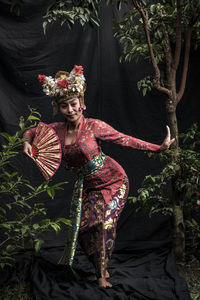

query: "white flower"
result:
(40, 66), (86, 97)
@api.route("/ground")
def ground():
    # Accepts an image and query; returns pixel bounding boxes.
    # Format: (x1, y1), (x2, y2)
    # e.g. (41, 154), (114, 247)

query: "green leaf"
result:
(137, 81), (141, 90)
(43, 21), (47, 34)
(0, 132), (11, 141)
(128, 196), (138, 203)
(27, 115), (40, 121)
(25, 184), (36, 191)
(33, 223), (40, 230)
(117, 0), (122, 10)
(6, 245), (16, 252)
(142, 87), (147, 96)
(0, 223), (12, 229)
(34, 239), (44, 252)
(50, 223), (61, 232)
(46, 188), (55, 199)
(40, 219), (50, 226)
(0, 207), (6, 214)
(6, 204), (12, 210)
(21, 225), (29, 235)
(90, 17), (100, 26)
(56, 218), (71, 226)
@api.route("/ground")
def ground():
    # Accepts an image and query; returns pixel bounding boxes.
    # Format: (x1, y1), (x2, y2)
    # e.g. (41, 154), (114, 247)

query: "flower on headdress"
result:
(38, 65), (85, 98)
(74, 65), (83, 75)
(38, 74), (46, 84)
(57, 79), (69, 88)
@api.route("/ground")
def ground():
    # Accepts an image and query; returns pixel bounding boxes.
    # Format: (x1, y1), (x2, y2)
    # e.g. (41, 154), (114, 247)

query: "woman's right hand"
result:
(23, 142), (33, 158)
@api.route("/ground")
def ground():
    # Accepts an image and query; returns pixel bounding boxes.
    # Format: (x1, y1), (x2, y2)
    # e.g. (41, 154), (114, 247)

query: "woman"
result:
(23, 65), (174, 288)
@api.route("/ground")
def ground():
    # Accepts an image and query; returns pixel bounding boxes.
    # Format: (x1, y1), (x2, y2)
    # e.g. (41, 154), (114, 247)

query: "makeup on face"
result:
(59, 98), (82, 123)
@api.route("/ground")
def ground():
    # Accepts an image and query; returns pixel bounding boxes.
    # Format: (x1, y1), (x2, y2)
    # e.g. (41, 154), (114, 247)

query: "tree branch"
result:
(160, 12), (173, 85)
(0, 177), (22, 197)
(131, 0), (171, 97)
(173, 0), (182, 70)
(0, 237), (11, 248)
(9, 188), (47, 206)
(177, 26), (193, 103)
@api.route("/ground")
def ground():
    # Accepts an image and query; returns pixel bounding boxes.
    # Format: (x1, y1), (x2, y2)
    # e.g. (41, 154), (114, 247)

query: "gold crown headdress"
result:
(38, 65), (86, 115)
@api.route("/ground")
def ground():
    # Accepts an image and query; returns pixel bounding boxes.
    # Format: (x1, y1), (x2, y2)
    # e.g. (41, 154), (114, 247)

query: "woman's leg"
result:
(97, 177), (129, 287)
(79, 177), (129, 287)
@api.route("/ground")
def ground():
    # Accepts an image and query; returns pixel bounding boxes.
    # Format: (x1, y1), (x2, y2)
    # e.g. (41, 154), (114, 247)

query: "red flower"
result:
(74, 65), (83, 75)
(57, 79), (69, 88)
(38, 74), (46, 84)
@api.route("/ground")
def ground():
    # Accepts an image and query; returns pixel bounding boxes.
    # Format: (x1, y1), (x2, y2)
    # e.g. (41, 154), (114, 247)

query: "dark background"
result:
(0, 0), (199, 299)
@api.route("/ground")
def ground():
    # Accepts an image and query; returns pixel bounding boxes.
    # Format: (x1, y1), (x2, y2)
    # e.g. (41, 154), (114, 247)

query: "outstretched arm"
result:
(92, 119), (160, 151)
(92, 120), (174, 152)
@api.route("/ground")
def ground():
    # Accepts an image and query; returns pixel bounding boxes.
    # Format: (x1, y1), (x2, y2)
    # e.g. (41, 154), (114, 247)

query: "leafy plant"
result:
(129, 123), (200, 261)
(0, 109), (71, 269)
(43, 0), (101, 33)
(137, 76), (153, 96)
(0, 281), (33, 300)
(187, 270), (200, 300)
(185, 218), (200, 260)
(9, 0), (101, 30)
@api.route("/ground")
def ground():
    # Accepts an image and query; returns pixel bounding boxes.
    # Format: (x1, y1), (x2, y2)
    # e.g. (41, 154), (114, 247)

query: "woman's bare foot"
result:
(87, 270), (110, 281)
(97, 277), (112, 288)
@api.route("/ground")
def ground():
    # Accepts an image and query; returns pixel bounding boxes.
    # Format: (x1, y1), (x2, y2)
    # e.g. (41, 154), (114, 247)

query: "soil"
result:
(177, 257), (200, 299)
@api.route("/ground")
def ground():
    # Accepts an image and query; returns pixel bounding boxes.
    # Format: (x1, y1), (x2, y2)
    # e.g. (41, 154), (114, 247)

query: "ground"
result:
(0, 259), (200, 300)
(178, 258), (200, 300)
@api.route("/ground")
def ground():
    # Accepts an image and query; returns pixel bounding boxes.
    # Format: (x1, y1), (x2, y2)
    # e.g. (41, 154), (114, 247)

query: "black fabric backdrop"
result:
(0, 0), (199, 299)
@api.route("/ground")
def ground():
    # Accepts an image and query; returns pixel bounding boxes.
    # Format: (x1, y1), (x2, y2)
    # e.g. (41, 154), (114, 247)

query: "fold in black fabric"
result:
(0, 214), (191, 300)
(26, 208), (191, 299)
(30, 247), (190, 300)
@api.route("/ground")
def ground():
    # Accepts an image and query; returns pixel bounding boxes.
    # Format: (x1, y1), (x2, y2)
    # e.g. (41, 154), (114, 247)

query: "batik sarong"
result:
(58, 152), (107, 267)
(78, 176), (129, 278)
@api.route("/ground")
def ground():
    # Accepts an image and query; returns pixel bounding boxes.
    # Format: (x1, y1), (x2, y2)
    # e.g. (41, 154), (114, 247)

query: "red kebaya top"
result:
(24, 116), (160, 204)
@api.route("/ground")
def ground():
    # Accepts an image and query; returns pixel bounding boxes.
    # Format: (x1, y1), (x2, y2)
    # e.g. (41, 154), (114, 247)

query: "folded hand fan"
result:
(31, 122), (62, 180)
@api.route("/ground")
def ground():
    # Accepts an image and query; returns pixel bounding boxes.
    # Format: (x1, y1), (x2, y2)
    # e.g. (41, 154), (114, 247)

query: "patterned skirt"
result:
(78, 176), (129, 278)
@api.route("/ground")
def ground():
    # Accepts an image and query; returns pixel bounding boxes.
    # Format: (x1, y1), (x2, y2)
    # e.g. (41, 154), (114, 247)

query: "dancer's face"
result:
(59, 98), (82, 123)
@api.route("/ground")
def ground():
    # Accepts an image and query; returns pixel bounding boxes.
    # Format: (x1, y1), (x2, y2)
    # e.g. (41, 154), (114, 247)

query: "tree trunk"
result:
(172, 202), (185, 262)
(166, 99), (185, 262)
(165, 97), (179, 148)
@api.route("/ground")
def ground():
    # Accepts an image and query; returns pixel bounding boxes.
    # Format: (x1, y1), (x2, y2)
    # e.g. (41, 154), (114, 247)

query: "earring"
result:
(79, 106), (86, 111)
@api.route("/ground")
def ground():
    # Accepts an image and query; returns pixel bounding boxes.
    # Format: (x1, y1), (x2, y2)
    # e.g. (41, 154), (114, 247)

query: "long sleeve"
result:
(91, 119), (161, 152)
(23, 127), (37, 143)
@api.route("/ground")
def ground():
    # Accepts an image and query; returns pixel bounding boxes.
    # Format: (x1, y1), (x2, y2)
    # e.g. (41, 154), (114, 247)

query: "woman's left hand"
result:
(160, 125), (175, 151)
